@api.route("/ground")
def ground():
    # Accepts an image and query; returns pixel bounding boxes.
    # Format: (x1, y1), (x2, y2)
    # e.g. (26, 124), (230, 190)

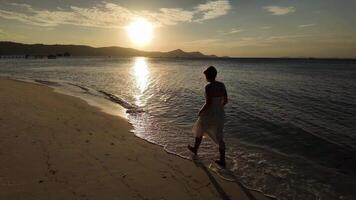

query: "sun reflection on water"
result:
(132, 57), (149, 106)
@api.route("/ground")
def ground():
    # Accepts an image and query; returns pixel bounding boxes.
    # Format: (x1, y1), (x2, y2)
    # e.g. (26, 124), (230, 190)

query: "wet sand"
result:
(0, 78), (270, 200)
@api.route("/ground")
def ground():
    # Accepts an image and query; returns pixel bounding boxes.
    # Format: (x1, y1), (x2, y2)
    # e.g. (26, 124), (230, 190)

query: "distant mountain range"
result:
(0, 41), (219, 58)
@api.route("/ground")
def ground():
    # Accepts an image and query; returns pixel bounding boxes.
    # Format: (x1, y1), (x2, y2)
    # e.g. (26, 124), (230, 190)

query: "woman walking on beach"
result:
(188, 66), (228, 167)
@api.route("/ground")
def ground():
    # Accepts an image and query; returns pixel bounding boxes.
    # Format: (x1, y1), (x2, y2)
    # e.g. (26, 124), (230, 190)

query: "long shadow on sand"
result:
(192, 158), (259, 200)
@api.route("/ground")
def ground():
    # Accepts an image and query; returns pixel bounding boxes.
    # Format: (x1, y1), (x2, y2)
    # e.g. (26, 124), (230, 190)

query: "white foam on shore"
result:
(10, 77), (128, 119)
(53, 83), (128, 119)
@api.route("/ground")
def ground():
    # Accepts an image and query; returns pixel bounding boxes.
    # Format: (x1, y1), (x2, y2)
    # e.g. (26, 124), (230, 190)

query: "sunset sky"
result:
(0, 0), (355, 58)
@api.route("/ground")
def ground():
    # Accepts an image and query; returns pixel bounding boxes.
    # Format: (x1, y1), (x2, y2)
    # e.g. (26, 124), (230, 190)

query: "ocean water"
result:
(1, 57), (356, 200)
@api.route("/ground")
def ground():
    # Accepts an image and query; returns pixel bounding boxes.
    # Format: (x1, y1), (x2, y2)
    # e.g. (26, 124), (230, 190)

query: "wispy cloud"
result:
(0, 28), (25, 39)
(183, 34), (310, 48)
(298, 24), (315, 28)
(267, 35), (308, 40)
(222, 28), (242, 35)
(228, 34), (309, 47)
(0, 1), (231, 28)
(264, 6), (296, 15)
(194, 0), (231, 22)
(261, 26), (272, 29)
(183, 38), (222, 46)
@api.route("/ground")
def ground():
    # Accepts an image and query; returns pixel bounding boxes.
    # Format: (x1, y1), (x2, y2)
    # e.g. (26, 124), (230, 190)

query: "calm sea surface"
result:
(1, 57), (356, 200)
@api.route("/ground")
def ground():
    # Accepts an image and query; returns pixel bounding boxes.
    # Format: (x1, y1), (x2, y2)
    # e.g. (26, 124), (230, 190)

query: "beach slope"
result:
(0, 79), (268, 200)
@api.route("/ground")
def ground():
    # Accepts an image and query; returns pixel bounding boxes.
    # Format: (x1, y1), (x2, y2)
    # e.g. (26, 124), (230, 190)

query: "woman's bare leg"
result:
(188, 137), (202, 155)
(216, 140), (226, 167)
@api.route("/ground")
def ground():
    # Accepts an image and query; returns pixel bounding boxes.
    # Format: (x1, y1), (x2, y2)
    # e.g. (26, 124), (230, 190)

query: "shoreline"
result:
(0, 78), (270, 200)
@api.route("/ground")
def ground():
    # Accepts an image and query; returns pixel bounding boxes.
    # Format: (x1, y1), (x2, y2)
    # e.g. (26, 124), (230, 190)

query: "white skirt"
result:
(192, 106), (225, 145)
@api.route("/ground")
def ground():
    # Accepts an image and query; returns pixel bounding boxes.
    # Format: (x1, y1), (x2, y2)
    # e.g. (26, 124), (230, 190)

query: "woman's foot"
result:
(187, 145), (197, 155)
(215, 160), (226, 168)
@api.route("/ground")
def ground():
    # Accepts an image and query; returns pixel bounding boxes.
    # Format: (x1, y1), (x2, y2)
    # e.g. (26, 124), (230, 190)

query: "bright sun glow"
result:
(127, 18), (154, 46)
(133, 57), (149, 106)
(133, 57), (149, 93)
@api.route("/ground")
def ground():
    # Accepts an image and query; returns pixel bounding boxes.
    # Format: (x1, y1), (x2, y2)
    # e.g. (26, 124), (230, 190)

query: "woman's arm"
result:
(198, 85), (212, 116)
(223, 84), (228, 106)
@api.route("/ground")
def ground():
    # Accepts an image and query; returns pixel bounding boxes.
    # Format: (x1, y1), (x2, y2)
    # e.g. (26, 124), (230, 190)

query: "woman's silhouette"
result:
(188, 66), (228, 167)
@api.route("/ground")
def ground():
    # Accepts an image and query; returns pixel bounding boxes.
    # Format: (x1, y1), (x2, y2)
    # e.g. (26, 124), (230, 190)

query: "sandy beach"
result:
(0, 78), (270, 200)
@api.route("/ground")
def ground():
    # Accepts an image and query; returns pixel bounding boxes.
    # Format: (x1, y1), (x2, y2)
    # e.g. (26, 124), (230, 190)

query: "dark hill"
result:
(0, 42), (217, 58)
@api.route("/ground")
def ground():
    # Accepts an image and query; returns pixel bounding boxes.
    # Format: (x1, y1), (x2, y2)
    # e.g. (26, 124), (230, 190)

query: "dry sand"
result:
(0, 79), (270, 200)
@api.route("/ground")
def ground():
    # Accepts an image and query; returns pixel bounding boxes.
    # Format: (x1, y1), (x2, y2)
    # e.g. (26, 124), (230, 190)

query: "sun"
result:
(126, 18), (154, 46)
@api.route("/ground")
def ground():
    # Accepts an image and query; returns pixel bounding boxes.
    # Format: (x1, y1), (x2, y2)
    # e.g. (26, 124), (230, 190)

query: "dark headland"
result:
(0, 41), (219, 59)
(1, 41), (355, 61)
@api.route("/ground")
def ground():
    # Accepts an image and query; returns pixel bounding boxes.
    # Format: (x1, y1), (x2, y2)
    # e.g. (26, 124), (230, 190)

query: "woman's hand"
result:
(198, 103), (208, 116)
(198, 109), (203, 116)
